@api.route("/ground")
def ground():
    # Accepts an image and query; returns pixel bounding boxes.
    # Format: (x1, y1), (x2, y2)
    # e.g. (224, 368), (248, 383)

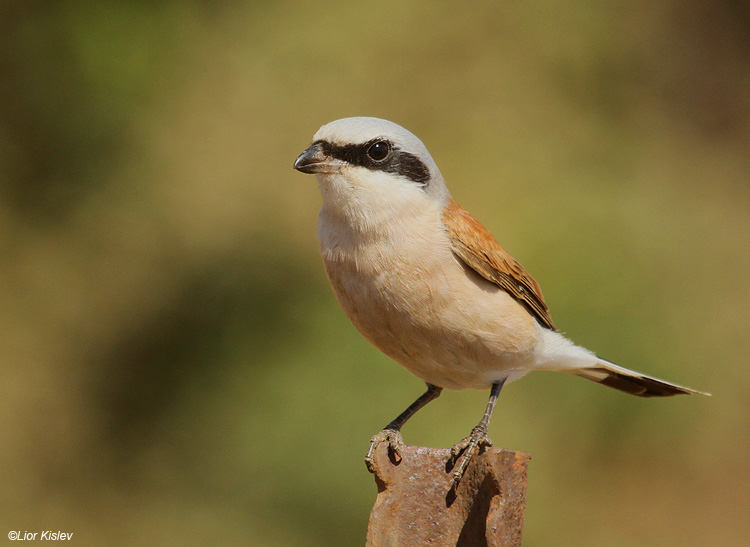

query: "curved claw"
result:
(448, 436), (470, 468)
(448, 427), (492, 489)
(365, 428), (404, 473)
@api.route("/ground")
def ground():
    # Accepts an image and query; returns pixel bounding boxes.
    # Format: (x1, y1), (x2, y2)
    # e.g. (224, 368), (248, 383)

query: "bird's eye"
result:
(366, 141), (390, 161)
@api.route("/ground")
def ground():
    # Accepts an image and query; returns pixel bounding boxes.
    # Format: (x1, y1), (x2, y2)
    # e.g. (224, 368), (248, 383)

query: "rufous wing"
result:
(442, 198), (556, 331)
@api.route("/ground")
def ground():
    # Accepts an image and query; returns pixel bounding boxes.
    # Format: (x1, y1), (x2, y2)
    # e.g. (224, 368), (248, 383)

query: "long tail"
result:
(573, 359), (710, 397)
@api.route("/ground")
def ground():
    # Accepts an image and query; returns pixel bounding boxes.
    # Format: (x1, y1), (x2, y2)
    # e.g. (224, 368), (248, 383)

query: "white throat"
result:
(316, 169), (445, 246)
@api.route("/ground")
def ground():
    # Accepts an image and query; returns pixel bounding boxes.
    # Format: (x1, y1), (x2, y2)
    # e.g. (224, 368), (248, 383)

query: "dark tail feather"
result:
(574, 359), (709, 398)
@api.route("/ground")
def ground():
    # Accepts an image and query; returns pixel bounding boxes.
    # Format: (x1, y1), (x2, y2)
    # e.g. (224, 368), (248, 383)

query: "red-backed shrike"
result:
(294, 117), (706, 487)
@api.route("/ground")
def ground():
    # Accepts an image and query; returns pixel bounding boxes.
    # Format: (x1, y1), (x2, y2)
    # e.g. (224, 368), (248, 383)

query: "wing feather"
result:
(442, 198), (556, 331)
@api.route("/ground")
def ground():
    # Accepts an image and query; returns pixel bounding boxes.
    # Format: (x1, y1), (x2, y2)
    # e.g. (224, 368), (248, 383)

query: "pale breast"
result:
(318, 206), (540, 390)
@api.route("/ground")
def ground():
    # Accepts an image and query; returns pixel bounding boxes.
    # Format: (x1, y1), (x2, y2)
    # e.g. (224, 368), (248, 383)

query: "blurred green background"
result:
(1, 1), (748, 545)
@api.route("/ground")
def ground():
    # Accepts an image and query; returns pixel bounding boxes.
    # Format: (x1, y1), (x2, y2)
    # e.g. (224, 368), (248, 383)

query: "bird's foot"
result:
(365, 428), (404, 473)
(447, 424), (492, 488)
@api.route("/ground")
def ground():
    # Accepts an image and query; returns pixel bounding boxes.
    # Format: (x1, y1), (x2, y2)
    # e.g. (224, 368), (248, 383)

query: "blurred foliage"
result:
(1, 0), (749, 545)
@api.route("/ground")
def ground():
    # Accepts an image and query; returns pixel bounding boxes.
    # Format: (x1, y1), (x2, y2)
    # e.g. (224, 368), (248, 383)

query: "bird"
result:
(293, 116), (707, 488)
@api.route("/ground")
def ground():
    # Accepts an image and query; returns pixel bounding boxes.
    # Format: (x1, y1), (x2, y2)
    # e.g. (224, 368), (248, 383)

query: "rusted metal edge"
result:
(366, 443), (530, 547)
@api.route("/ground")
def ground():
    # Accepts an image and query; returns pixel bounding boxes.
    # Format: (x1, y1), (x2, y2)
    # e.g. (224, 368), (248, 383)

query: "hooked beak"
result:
(293, 143), (341, 174)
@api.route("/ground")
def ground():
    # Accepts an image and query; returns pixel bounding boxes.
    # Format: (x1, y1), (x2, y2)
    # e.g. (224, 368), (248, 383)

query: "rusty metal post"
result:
(366, 443), (530, 547)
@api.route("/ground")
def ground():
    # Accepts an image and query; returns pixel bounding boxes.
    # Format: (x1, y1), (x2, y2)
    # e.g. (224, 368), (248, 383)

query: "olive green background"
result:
(1, 1), (748, 545)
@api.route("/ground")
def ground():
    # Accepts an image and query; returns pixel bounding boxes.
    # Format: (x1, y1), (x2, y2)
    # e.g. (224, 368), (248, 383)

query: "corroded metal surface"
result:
(366, 444), (529, 547)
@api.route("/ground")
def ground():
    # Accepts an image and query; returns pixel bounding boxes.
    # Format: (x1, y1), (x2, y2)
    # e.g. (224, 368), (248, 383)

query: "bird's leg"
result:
(448, 379), (506, 488)
(365, 383), (443, 473)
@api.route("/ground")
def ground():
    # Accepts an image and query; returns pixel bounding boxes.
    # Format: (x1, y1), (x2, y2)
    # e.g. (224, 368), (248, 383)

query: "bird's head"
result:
(293, 117), (451, 212)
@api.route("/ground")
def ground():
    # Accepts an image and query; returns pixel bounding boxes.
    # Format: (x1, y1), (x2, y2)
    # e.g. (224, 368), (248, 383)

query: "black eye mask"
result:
(313, 138), (431, 185)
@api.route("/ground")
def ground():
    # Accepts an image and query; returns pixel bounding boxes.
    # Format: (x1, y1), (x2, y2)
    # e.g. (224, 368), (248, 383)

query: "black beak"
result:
(293, 143), (336, 174)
